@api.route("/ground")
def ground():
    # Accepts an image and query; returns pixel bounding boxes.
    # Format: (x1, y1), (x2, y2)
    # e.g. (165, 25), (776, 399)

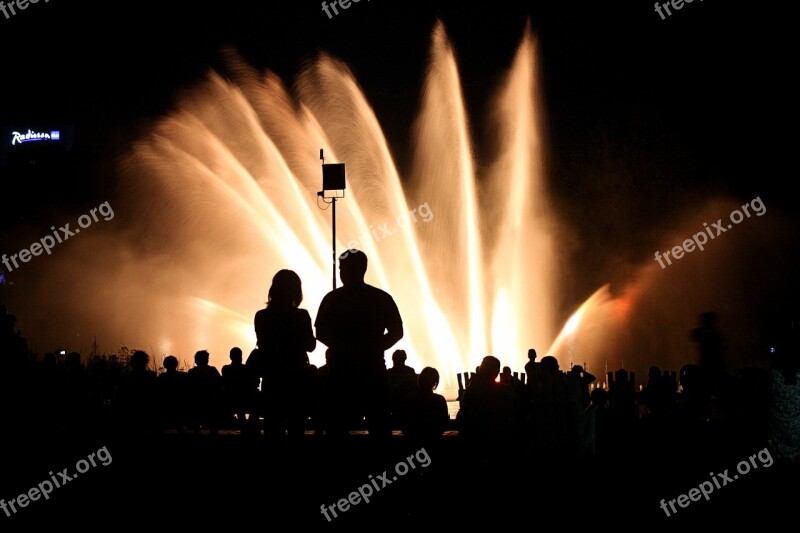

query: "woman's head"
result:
(268, 269), (303, 308)
(418, 367), (440, 392)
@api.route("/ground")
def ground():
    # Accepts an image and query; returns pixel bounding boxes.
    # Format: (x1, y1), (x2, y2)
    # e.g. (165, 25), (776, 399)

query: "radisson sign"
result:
(11, 129), (61, 146)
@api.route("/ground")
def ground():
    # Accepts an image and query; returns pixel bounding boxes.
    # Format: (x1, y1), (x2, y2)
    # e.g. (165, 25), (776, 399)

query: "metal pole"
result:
(332, 197), (337, 290)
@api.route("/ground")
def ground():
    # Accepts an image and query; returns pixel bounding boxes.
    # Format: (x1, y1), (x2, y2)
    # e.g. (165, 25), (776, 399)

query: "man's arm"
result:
(381, 295), (403, 351)
(382, 320), (403, 351)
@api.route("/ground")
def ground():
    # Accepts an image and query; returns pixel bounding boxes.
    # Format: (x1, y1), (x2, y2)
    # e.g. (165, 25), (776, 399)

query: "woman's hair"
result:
(268, 269), (303, 308)
(418, 367), (440, 391)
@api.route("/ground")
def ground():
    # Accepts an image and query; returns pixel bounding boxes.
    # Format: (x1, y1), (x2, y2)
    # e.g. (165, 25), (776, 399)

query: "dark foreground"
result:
(2, 419), (797, 529)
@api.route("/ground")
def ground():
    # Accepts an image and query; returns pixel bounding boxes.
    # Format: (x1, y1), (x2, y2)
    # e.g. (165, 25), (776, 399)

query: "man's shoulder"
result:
(362, 284), (400, 310)
(321, 283), (397, 305)
(364, 283), (394, 297)
(319, 287), (346, 304)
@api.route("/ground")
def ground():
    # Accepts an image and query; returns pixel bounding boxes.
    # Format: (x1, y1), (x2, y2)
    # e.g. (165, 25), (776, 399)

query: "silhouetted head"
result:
(194, 350), (210, 367)
(65, 352), (82, 371)
(268, 269), (303, 307)
(648, 366), (661, 382)
(392, 349), (407, 365)
(478, 356), (501, 380)
(130, 350), (150, 372)
(418, 367), (440, 391)
(164, 355), (179, 371)
(699, 311), (717, 328)
(230, 347), (243, 364)
(571, 364), (583, 374)
(502, 366), (512, 375)
(339, 250), (367, 285)
(527, 348), (537, 361)
(540, 355), (559, 371)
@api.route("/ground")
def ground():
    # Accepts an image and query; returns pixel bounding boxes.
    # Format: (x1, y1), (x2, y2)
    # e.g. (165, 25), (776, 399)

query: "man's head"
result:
(230, 347), (243, 364)
(540, 355), (559, 371)
(194, 350), (210, 367)
(130, 350), (150, 372)
(392, 349), (407, 365)
(164, 355), (179, 372)
(699, 311), (717, 328)
(478, 355), (501, 380)
(528, 348), (537, 361)
(339, 249), (367, 285)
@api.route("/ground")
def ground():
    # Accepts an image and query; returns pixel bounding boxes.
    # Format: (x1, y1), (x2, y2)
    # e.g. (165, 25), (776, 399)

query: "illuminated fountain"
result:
(108, 21), (579, 397)
(4, 21), (644, 398)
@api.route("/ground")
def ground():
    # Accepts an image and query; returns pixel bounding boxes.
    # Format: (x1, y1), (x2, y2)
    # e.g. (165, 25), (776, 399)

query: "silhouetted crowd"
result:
(1, 251), (799, 468)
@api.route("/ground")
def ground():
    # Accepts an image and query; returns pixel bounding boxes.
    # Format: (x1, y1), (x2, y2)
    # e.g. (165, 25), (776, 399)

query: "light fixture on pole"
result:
(317, 149), (345, 290)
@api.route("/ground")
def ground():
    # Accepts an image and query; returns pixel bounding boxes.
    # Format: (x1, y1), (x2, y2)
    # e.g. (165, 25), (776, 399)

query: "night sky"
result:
(1, 0), (797, 351)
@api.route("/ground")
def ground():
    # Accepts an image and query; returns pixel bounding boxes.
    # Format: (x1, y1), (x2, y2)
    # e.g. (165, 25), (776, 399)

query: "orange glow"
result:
(547, 285), (615, 369)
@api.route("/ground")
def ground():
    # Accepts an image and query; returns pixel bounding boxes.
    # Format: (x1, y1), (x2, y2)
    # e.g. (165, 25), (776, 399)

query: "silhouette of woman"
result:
(254, 270), (316, 441)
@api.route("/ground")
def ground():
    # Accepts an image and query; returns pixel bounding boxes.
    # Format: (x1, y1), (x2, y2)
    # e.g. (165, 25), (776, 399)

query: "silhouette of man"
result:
(387, 349), (417, 426)
(222, 347), (258, 431)
(388, 349), (416, 376)
(690, 311), (725, 392)
(157, 355), (188, 432)
(524, 348), (542, 400)
(187, 350), (222, 434)
(315, 249), (403, 444)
